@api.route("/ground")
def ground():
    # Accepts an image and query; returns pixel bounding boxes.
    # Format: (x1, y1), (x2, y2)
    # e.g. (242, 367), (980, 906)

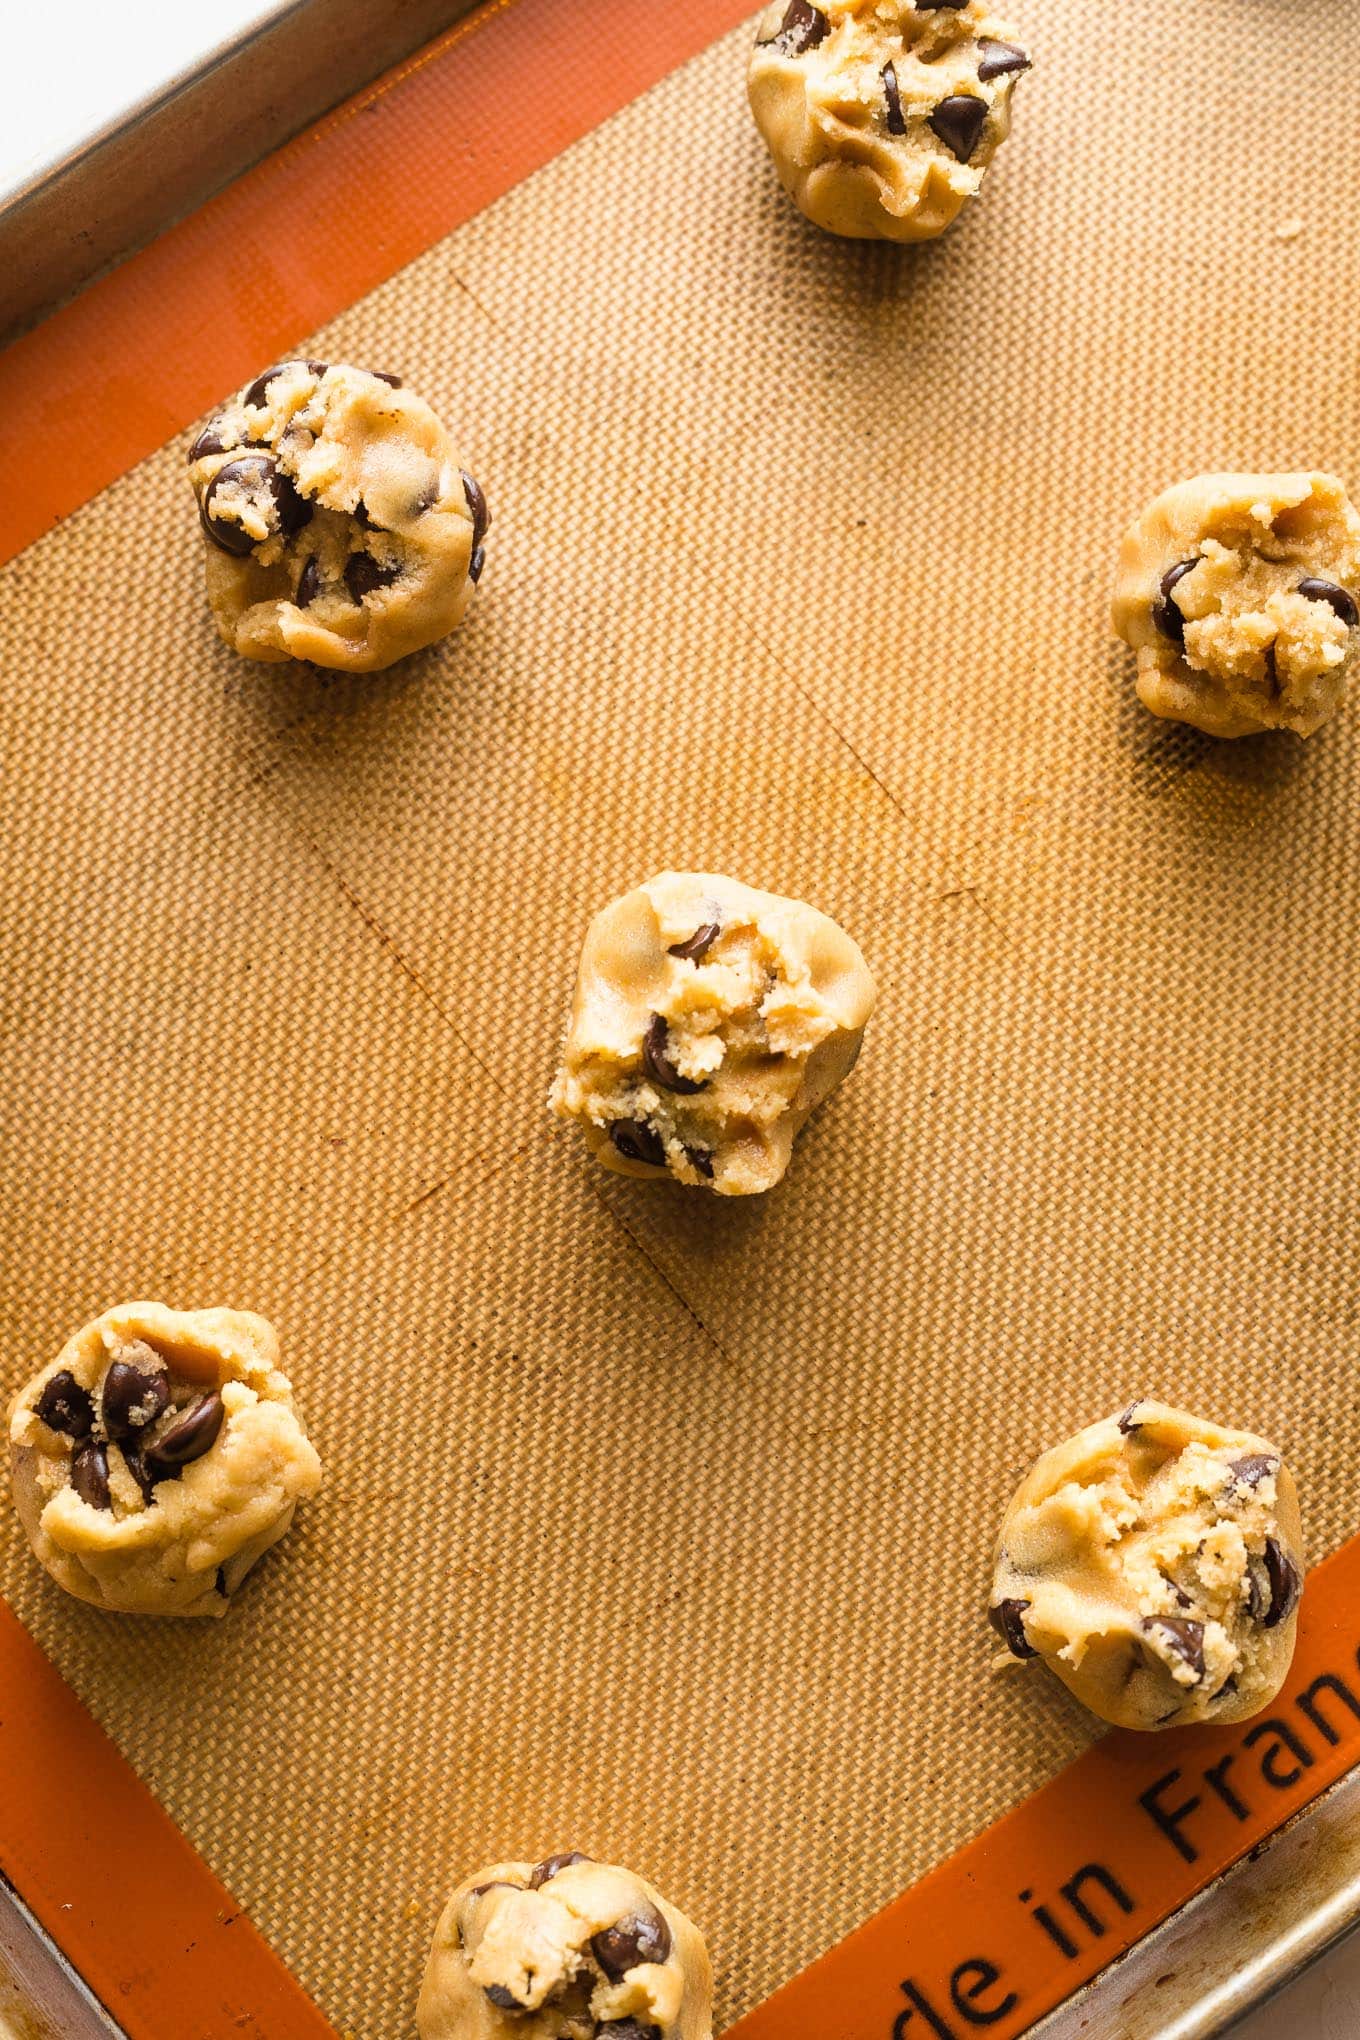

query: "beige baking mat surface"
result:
(3, 2), (1360, 2032)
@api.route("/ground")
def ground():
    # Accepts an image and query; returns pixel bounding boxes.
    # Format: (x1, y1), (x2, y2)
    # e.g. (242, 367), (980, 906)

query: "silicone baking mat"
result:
(3, 0), (1360, 2033)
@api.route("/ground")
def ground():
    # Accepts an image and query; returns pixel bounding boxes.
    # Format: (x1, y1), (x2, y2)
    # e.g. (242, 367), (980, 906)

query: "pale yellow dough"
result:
(747, 0), (1031, 242)
(1112, 471), (1360, 738)
(417, 1854), (713, 2040)
(188, 358), (489, 672)
(549, 871), (876, 1197)
(990, 1402), (1305, 1732)
(9, 1303), (322, 1618)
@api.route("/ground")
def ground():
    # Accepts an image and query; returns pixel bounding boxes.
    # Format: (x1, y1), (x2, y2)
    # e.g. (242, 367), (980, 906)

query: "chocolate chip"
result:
(988, 1597), (1038, 1660)
(353, 499), (378, 530)
(100, 1360), (171, 1442)
(187, 427), (227, 464)
(1142, 1615), (1206, 1678)
(883, 61), (906, 136)
(121, 1446), (160, 1505)
(469, 544), (487, 584)
(608, 1120), (667, 1168)
(462, 471), (490, 550)
(145, 1392), (225, 1478)
(1261, 1538), (1302, 1630)
(483, 1984), (525, 2011)
(1228, 1452), (1279, 1489)
(1297, 576), (1359, 628)
(1117, 1402), (1145, 1435)
(296, 554), (321, 608)
(470, 1880), (522, 1900)
(977, 39), (1031, 82)
(667, 922), (721, 963)
(35, 1370), (94, 1440)
(1152, 558), (1197, 644)
(528, 1852), (591, 1889)
(343, 551), (400, 602)
(201, 455), (312, 557)
(916, 0), (969, 8)
(592, 1907), (672, 1979)
(1263, 641), (1280, 696)
(767, 0), (829, 54)
(244, 360), (327, 407)
(598, 2025), (662, 2040)
(642, 1015), (705, 1095)
(71, 1441), (111, 1512)
(1216, 1673), (1239, 1702)
(216, 1566), (230, 1597)
(928, 94), (988, 163)
(368, 369), (402, 388)
(686, 1146), (715, 1180)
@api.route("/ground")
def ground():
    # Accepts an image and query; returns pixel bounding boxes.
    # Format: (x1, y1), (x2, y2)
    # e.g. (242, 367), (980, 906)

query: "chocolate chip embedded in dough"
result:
(1116, 1402), (1145, 1435)
(201, 455), (312, 557)
(608, 1120), (667, 1169)
(216, 1566), (230, 1598)
(528, 1852), (592, 1889)
(368, 369), (403, 388)
(483, 1984), (525, 2011)
(642, 1015), (705, 1095)
(667, 922), (721, 963)
(34, 1370), (94, 1440)
(686, 1146), (716, 1180)
(592, 1906), (672, 1979)
(343, 551), (400, 603)
(928, 94), (988, 164)
(71, 1441), (111, 1512)
(768, 0), (830, 54)
(1142, 1615), (1206, 1678)
(977, 39), (1031, 82)
(461, 471), (490, 551)
(1151, 558), (1198, 644)
(1227, 1452), (1279, 1489)
(1261, 1538), (1302, 1630)
(469, 545), (487, 585)
(988, 1597), (1038, 1659)
(470, 1880), (522, 1900)
(244, 360), (328, 408)
(187, 427), (227, 465)
(352, 499), (378, 531)
(1297, 576), (1359, 628)
(916, 0), (969, 8)
(597, 2023), (662, 2040)
(296, 555), (321, 609)
(100, 1359), (171, 1442)
(121, 1446), (160, 1505)
(145, 1391), (225, 1478)
(882, 61), (906, 137)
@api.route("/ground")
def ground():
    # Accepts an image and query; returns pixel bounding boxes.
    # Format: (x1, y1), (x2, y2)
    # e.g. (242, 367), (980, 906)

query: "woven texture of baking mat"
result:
(3, 2), (1360, 2032)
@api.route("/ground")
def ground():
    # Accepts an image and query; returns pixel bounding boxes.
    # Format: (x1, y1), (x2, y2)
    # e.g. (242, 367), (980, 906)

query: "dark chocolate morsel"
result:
(71, 1442), (112, 1512)
(343, 551), (400, 602)
(883, 61), (906, 136)
(528, 1852), (591, 1889)
(1142, 1615), (1206, 1678)
(608, 1120), (667, 1169)
(100, 1359), (171, 1442)
(916, 0), (969, 8)
(1151, 557), (1198, 645)
(686, 1146), (716, 1180)
(470, 1880), (522, 1900)
(1261, 1538), (1302, 1630)
(667, 922), (721, 963)
(368, 369), (402, 388)
(145, 1391), (225, 1477)
(977, 39), (1031, 82)
(1228, 1452), (1279, 1489)
(296, 555), (321, 609)
(1216, 1673), (1239, 1702)
(483, 1984), (525, 2011)
(767, 0), (829, 55)
(592, 1906), (672, 1979)
(353, 499), (377, 530)
(187, 427), (227, 465)
(597, 2026), (662, 2040)
(35, 1370), (94, 1440)
(244, 360), (328, 408)
(1297, 576), (1359, 628)
(929, 94), (989, 164)
(462, 471), (490, 550)
(1263, 641), (1280, 696)
(988, 1597), (1038, 1660)
(469, 544), (487, 585)
(201, 455), (312, 556)
(121, 1446), (160, 1505)
(216, 1566), (230, 1597)
(642, 1015), (705, 1095)
(1117, 1402), (1145, 1435)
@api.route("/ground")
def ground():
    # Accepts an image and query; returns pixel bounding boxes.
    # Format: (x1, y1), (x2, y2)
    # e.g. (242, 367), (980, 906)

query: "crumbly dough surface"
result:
(416, 1854), (713, 2040)
(747, 0), (1032, 242)
(188, 359), (489, 672)
(9, 1302), (322, 1618)
(548, 871), (876, 1197)
(990, 1402), (1305, 1731)
(1112, 471), (1360, 738)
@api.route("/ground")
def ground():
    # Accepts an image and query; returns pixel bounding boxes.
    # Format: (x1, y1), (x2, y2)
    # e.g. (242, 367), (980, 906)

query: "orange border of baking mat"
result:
(0, 0), (753, 568)
(729, 1535), (1360, 2040)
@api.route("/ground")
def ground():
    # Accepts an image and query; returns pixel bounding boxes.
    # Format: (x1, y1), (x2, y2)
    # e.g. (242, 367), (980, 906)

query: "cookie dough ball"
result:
(748, 0), (1031, 242)
(188, 358), (490, 671)
(417, 1852), (713, 2040)
(548, 871), (876, 1197)
(989, 1402), (1304, 1731)
(1112, 472), (1360, 738)
(9, 1303), (322, 1618)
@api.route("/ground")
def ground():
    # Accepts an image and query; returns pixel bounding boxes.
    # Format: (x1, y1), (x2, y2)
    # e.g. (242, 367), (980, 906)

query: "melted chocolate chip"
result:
(988, 1598), (1038, 1660)
(121, 1446), (160, 1505)
(642, 1015), (705, 1095)
(1142, 1615), (1206, 1678)
(201, 455), (312, 557)
(767, 0), (829, 54)
(1228, 1452), (1279, 1489)
(1261, 1538), (1301, 1630)
(145, 1392), (225, 1478)
(667, 922), (721, 963)
(592, 1907), (672, 1979)
(187, 427), (227, 465)
(1117, 1403), (1145, 1435)
(929, 94), (988, 164)
(1297, 576), (1359, 628)
(35, 1370), (94, 1440)
(469, 544), (487, 584)
(462, 471), (490, 551)
(1152, 558), (1197, 644)
(883, 61), (906, 136)
(686, 1146), (716, 1180)
(296, 554), (321, 609)
(483, 1984), (525, 2011)
(528, 1852), (591, 1889)
(608, 1121), (667, 1168)
(100, 1359), (171, 1442)
(71, 1441), (111, 1512)
(368, 369), (403, 388)
(343, 551), (400, 602)
(977, 39), (1031, 82)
